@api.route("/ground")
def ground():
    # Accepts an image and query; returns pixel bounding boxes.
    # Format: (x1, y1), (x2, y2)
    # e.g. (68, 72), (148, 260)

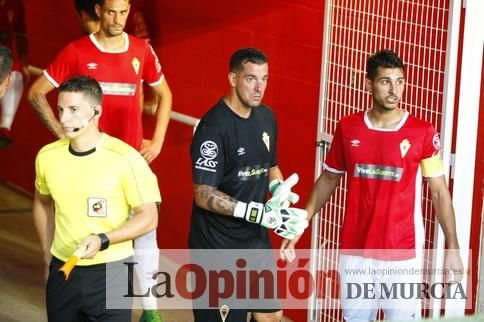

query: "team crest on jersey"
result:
(262, 132), (270, 152)
(87, 198), (107, 217)
(132, 57), (141, 74)
(219, 304), (230, 322)
(400, 139), (411, 158)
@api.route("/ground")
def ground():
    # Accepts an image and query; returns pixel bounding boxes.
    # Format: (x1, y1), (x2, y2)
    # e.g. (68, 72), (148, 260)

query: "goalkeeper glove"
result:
(269, 173), (300, 207)
(234, 198), (308, 240)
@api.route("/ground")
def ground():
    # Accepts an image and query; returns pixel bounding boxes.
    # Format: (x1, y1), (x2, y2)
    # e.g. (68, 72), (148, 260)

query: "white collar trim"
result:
(89, 32), (129, 53)
(364, 110), (409, 132)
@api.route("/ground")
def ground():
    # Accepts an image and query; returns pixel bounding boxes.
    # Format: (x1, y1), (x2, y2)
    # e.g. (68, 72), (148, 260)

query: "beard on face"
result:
(235, 89), (263, 109)
(106, 24), (124, 37)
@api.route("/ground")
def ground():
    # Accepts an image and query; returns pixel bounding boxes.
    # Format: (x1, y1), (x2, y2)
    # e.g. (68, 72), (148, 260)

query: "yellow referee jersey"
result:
(35, 133), (161, 265)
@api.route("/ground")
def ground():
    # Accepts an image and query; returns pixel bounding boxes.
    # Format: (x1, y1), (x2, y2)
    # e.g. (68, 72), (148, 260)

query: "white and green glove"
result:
(268, 173), (300, 207)
(234, 199), (308, 240)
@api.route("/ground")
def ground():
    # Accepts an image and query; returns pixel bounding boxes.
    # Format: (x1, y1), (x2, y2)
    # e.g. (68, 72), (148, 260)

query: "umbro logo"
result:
(237, 147), (246, 156)
(351, 139), (360, 147)
(87, 63), (98, 70)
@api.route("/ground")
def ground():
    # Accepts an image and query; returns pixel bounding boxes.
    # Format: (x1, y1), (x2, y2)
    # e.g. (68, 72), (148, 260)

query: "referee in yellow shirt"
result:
(33, 75), (160, 321)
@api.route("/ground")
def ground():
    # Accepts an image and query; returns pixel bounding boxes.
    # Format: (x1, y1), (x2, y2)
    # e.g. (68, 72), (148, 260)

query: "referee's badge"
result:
(87, 198), (107, 217)
(132, 57), (140, 74)
(262, 132), (270, 152)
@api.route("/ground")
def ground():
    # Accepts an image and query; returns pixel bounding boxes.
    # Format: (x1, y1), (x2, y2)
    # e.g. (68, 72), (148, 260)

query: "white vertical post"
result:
(445, 0), (484, 317)
(308, 1), (334, 321)
(431, 0), (462, 318)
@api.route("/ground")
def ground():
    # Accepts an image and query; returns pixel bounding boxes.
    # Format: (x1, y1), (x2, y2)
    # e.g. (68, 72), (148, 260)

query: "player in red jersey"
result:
(73, 0), (158, 115)
(281, 50), (464, 321)
(74, 0), (150, 41)
(29, 0), (171, 161)
(28, 1), (171, 321)
(0, 0), (29, 147)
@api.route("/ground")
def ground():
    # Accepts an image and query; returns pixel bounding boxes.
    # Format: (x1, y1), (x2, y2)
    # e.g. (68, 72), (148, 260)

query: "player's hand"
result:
(261, 200), (308, 239)
(140, 139), (162, 164)
(280, 234), (302, 263)
(79, 234), (102, 259)
(445, 249), (464, 283)
(269, 173), (300, 207)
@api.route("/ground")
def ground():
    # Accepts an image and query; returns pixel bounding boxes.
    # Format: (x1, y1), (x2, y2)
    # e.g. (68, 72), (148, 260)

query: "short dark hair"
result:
(59, 76), (103, 106)
(229, 48), (268, 72)
(366, 49), (404, 80)
(74, 0), (99, 20)
(94, 0), (131, 8)
(0, 45), (13, 83)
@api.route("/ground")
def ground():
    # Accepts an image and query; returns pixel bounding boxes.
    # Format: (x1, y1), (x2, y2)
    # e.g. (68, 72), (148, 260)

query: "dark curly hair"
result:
(366, 49), (404, 80)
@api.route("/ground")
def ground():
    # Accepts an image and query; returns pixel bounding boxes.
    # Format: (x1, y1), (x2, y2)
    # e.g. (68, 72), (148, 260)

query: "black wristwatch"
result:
(97, 233), (110, 251)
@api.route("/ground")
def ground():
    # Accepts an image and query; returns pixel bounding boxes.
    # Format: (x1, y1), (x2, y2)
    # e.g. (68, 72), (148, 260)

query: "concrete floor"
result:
(0, 183), (294, 322)
(0, 183), (194, 322)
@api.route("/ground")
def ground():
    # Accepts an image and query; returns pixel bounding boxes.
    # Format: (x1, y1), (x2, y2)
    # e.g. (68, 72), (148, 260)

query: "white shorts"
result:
(339, 254), (423, 322)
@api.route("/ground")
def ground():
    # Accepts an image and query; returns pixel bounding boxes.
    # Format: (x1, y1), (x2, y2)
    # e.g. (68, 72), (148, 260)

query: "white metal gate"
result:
(308, 1), (472, 321)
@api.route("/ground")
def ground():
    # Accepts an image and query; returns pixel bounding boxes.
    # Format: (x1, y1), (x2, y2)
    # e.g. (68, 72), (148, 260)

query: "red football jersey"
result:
(324, 111), (443, 259)
(0, 0), (27, 71)
(44, 33), (163, 150)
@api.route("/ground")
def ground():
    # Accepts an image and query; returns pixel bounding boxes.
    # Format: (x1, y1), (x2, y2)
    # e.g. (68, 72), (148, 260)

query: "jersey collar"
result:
(364, 110), (409, 132)
(68, 145), (96, 156)
(68, 133), (105, 156)
(89, 32), (129, 53)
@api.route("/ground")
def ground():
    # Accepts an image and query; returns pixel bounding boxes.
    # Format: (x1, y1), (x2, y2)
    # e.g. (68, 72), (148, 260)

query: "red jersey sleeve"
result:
(422, 124), (441, 159)
(420, 124), (444, 177)
(324, 122), (347, 173)
(142, 41), (163, 86)
(44, 44), (77, 87)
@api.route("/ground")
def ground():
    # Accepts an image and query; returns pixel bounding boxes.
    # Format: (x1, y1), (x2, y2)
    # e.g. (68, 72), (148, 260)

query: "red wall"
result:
(147, 0), (324, 250)
(0, 0), (88, 191)
(0, 1), (325, 320)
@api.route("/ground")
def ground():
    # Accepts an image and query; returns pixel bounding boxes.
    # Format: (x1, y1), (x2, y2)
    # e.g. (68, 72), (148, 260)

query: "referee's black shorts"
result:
(46, 256), (132, 322)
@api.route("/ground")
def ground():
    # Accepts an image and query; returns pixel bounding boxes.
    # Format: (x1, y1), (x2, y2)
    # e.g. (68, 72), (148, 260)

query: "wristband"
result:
(233, 201), (264, 224)
(97, 233), (110, 251)
(233, 201), (247, 218)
